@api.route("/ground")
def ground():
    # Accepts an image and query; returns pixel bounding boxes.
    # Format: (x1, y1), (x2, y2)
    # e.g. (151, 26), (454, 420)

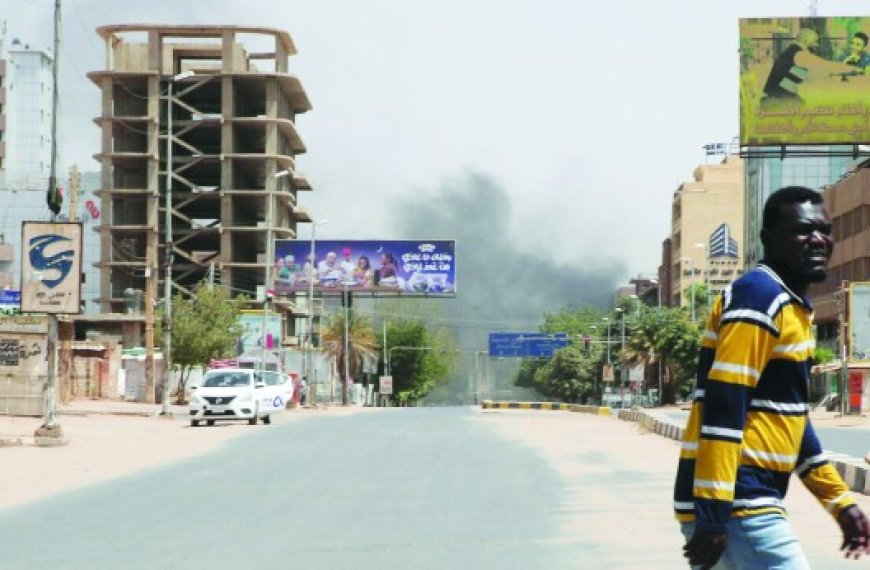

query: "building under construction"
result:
(87, 25), (312, 331)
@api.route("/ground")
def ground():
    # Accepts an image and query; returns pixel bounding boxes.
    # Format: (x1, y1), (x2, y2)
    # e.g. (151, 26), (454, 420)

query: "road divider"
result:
(480, 401), (613, 416)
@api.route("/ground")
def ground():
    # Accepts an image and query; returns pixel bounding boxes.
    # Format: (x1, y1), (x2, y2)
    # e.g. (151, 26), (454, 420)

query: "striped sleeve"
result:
(796, 419), (855, 518)
(693, 296), (780, 533)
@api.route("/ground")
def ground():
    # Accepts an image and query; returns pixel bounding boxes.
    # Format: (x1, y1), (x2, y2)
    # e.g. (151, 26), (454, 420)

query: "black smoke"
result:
(389, 171), (626, 403)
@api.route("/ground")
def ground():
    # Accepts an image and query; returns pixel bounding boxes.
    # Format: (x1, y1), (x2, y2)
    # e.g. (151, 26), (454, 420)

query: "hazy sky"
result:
(4, 0), (870, 288)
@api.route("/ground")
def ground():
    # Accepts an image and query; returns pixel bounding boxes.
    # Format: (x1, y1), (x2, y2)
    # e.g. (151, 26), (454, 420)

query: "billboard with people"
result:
(740, 17), (870, 145)
(273, 239), (456, 297)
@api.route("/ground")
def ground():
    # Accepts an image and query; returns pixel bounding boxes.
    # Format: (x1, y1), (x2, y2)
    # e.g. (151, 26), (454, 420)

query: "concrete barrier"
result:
(616, 408), (870, 495)
(480, 400), (571, 411)
(479, 401), (613, 415)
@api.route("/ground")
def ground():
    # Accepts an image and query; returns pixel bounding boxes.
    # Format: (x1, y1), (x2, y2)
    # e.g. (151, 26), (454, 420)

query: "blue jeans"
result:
(680, 513), (810, 569)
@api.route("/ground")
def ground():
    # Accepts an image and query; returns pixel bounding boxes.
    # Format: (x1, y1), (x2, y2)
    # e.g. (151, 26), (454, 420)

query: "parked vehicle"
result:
(188, 368), (291, 427)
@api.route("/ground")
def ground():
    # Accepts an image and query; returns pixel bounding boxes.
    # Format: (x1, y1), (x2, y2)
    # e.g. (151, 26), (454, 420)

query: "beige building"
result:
(814, 162), (870, 345)
(87, 25), (312, 324)
(669, 155), (745, 308)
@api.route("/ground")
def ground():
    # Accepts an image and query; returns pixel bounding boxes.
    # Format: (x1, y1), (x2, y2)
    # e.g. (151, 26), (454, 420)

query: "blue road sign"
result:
(488, 332), (568, 358)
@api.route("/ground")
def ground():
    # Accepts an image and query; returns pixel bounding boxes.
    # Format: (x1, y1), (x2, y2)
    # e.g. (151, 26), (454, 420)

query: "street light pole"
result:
(681, 256), (695, 323)
(305, 219), (327, 407)
(695, 242), (709, 310)
(161, 70), (194, 416)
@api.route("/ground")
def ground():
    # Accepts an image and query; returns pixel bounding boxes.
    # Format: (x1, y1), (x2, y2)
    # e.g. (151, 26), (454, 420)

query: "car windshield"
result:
(202, 372), (252, 388)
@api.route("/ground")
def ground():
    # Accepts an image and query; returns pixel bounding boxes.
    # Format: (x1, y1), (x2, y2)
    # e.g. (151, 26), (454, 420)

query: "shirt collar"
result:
(756, 263), (813, 311)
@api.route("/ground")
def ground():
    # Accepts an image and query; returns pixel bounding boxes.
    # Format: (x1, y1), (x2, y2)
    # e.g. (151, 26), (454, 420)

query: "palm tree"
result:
(621, 307), (700, 404)
(320, 309), (379, 405)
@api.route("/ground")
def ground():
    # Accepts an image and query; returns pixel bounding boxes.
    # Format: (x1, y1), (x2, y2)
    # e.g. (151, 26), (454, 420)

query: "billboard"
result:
(273, 240), (456, 297)
(740, 17), (870, 145)
(20, 222), (82, 314)
(236, 311), (283, 354)
(488, 333), (568, 358)
(0, 290), (20, 316)
(851, 282), (870, 363)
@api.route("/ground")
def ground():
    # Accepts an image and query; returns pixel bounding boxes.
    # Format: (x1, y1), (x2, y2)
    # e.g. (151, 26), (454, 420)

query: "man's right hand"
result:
(837, 505), (870, 559)
(683, 530), (727, 569)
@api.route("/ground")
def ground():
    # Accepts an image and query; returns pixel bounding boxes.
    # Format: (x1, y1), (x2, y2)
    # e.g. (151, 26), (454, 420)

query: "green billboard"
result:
(740, 17), (870, 145)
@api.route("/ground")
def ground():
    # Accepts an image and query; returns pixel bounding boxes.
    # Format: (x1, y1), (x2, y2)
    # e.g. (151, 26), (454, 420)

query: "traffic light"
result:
(583, 335), (591, 352)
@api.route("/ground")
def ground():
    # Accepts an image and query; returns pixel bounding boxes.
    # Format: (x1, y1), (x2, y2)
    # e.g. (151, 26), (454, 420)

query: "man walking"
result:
(675, 186), (870, 568)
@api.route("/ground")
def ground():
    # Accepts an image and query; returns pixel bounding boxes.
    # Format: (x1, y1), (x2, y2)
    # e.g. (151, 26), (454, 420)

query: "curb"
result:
(480, 400), (613, 416)
(0, 435), (68, 447)
(615, 408), (870, 495)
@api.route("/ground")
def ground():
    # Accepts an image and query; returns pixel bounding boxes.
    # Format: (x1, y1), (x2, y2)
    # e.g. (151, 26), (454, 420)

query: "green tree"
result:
(813, 346), (835, 365)
(516, 305), (603, 397)
(156, 282), (247, 404)
(622, 306), (700, 404)
(385, 318), (456, 405)
(321, 309), (379, 405)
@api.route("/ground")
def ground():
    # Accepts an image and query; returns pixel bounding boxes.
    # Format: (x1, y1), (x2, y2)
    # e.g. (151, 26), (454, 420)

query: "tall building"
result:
(0, 31), (56, 291)
(743, 148), (863, 267)
(669, 155), (745, 308)
(87, 25), (313, 332)
(815, 161), (870, 346)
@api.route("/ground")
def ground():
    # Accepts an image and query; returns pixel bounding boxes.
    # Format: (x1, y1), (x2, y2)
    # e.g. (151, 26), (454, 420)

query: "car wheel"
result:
(191, 420), (200, 427)
(249, 409), (258, 425)
(206, 419), (215, 426)
(263, 414), (272, 425)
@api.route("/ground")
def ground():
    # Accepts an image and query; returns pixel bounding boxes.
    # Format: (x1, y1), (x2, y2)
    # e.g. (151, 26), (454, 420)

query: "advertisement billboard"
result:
(20, 222), (82, 314)
(850, 282), (870, 363)
(273, 240), (456, 297)
(740, 17), (870, 145)
(236, 311), (283, 353)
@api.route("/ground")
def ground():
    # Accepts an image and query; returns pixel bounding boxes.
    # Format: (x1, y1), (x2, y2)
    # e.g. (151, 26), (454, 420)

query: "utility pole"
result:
(36, 0), (63, 438)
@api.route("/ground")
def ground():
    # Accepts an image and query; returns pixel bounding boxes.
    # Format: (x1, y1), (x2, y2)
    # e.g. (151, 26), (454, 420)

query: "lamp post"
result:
(305, 219), (328, 407)
(160, 70), (195, 416)
(695, 242), (709, 310)
(615, 308), (625, 387)
(680, 256), (695, 323)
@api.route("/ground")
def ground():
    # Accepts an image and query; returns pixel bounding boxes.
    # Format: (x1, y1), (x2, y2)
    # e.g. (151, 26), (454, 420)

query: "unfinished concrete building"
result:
(87, 25), (312, 322)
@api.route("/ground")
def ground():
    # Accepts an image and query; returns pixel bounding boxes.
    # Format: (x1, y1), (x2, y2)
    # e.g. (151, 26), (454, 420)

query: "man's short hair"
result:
(762, 186), (823, 231)
(856, 32), (869, 48)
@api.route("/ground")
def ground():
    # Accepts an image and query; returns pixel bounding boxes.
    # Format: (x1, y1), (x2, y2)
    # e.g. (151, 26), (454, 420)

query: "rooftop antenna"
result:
(808, 0), (818, 17)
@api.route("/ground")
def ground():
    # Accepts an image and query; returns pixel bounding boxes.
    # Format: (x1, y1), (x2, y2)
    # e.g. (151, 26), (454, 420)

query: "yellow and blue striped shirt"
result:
(674, 264), (854, 533)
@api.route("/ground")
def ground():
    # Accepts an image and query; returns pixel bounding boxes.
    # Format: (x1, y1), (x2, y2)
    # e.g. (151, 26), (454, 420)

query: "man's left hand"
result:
(837, 505), (870, 559)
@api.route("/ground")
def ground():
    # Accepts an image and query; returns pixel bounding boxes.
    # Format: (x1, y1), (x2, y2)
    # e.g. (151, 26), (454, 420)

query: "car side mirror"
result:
(190, 385), (198, 390)
(255, 382), (265, 389)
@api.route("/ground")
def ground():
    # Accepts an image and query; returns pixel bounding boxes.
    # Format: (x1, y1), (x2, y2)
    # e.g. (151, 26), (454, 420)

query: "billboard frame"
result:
(272, 239), (457, 298)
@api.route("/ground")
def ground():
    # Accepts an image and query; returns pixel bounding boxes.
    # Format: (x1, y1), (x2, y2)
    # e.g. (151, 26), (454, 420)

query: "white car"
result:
(188, 368), (291, 427)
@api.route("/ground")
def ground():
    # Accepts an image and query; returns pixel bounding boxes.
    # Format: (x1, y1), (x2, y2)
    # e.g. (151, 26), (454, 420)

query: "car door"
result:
(256, 371), (286, 413)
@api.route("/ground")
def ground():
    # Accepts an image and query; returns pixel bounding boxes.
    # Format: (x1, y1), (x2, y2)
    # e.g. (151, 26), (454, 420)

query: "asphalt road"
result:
(0, 407), (864, 569)
(0, 408), (605, 569)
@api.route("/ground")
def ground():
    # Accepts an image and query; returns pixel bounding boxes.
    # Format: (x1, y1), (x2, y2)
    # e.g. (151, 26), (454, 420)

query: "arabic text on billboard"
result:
(273, 240), (456, 296)
(740, 17), (870, 145)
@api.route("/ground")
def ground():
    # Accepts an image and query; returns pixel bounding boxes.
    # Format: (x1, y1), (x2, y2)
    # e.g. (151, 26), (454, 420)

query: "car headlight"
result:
(238, 391), (253, 403)
(191, 395), (205, 405)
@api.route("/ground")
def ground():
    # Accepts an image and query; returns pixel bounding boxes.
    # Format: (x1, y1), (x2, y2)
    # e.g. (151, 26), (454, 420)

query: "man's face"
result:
(764, 201), (833, 283)
(850, 36), (867, 54)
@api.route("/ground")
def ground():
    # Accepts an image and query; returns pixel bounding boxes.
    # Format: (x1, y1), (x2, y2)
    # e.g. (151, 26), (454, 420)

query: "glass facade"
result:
(744, 146), (863, 267)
